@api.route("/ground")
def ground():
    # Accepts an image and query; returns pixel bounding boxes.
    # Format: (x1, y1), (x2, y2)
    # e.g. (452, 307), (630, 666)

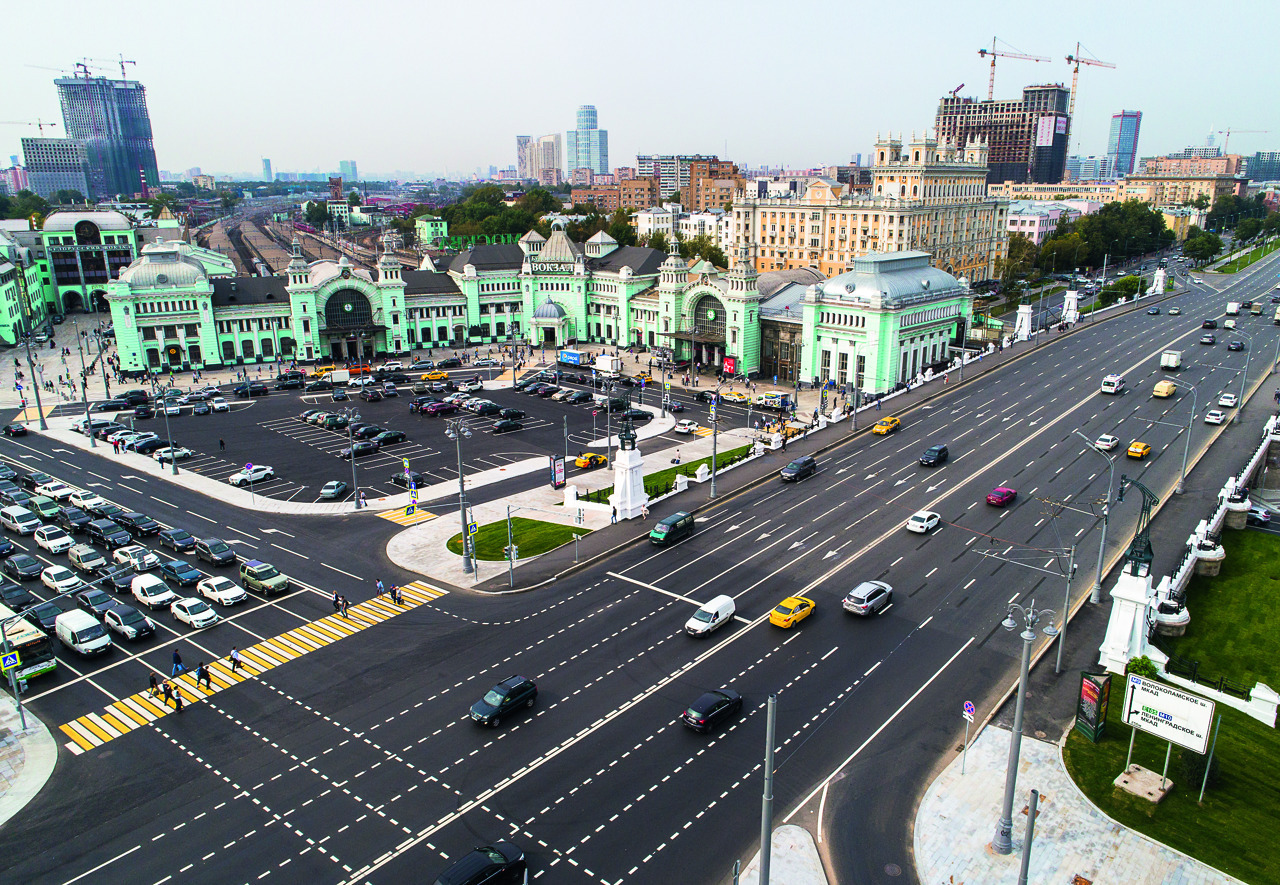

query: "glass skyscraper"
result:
(56, 75), (159, 198)
(1106, 110), (1142, 177)
(566, 105), (609, 175)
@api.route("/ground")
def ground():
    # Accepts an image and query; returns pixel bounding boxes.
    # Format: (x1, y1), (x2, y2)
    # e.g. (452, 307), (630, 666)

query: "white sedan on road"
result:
(1094, 434), (1121, 452)
(211, 397), (230, 412)
(41, 565), (84, 593)
(674, 420), (700, 434)
(34, 525), (74, 554)
(70, 490), (107, 511)
(35, 481), (75, 502)
(1205, 410), (1226, 425)
(905, 511), (942, 534)
(114, 545), (160, 571)
(171, 597), (219, 629)
(198, 576), (247, 606)
(1217, 393), (1238, 408)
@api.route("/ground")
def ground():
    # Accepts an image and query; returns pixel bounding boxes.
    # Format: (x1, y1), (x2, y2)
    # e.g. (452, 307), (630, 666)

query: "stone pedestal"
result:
(1013, 302), (1033, 341)
(1114, 764), (1175, 803)
(1223, 497), (1250, 530)
(610, 445), (648, 519)
(1098, 569), (1164, 675)
(1062, 289), (1080, 325)
(1194, 541), (1225, 576)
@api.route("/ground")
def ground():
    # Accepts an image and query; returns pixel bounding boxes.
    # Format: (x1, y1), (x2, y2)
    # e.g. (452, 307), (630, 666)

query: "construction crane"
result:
(0, 120), (59, 135)
(1064, 43), (1115, 117)
(949, 83), (965, 98)
(81, 55), (137, 79)
(978, 38), (1050, 101)
(1215, 128), (1269, 153)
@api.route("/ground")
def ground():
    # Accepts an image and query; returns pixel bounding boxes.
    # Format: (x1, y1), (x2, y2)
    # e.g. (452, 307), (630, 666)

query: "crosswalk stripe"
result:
(259, 638), (300, 661)
(60, 721), (98, 750)
(378, 508), (437, 526)
(239, 648), (277, 669)
(282, 630), (323, 652)
(112, 701), (149, 726)
(134, 693), (168, 716)
(79, 716), (115, 743)
(298, 623), (339, 644)
(320, 616), (359, 636)
(99, 711), (130, 733)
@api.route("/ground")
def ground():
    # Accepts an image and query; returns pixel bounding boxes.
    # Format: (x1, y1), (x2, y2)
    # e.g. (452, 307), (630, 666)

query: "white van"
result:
(685, 595), (736, 636)
(1100, 374), (1125, 395)
(0, 505), (42, 535)
(132, 574), (178, 611)
(55, 609), (112, 656)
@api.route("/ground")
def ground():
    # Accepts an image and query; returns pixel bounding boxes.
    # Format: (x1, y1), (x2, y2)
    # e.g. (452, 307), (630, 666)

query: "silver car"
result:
(843, 581), (893, 616)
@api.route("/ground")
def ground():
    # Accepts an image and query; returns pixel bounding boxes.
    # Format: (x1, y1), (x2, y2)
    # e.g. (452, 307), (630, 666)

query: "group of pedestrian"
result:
(148, 654), (220, 714)
(332, 591), (351, 617)
(379, 580), (405, 605)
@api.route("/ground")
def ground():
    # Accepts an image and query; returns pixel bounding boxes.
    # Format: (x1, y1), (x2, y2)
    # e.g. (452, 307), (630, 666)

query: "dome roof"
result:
(117, 240), (209, 289)
(535, 230), (583, 264)
(532, 298), (566, 320)
(43, 211), (133, 233)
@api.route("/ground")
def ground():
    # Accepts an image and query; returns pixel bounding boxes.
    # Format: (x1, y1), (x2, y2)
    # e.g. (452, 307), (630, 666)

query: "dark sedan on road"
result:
(95, 399), (132, 412)
(20, 472), (53, 491)
(470, 675), (536, 726)
(100, 564), (136, 593)
(76, 588), (117, 618)
(680, 688), (743, 733)
(158, 528), (197, 553)
(24, 600), (62, 631)
(2, 423), (27, 437)
(159, 559), (203, 586)
(56, 506), (92, 533)
(565, 390), (594, 404)
(115, 512), (161, 537)
(195, 537), (237, 566)
(1228, 341), (1245, 352)
(305, 379), (333, 391)
(233, 381), (269, 397)
(499, 408), (525, 420)
(340, 440), (381, 459)
(436, 357), (462, 369)
(0, 580), (37, 611)
(919, 444), (949, 467)
(133, 438), (171, 455)
(431, 843), (526, 885)
(621, 408), (652, 422)
(3, 554), (44, 581)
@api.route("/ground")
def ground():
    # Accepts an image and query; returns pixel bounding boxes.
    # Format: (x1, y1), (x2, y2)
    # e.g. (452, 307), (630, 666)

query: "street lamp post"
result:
(1232, 328), (1252, 423)
(1075, 430), (1115, 604)
(339, 406), (362, 510)
(158, 390), (179, 476)
(72, 320), (94, 448)
(992, 601), (1058, 855)
(445, 416), (474, 574)
(1166, 378), (1198, 494)
(711, 381), (723, 498)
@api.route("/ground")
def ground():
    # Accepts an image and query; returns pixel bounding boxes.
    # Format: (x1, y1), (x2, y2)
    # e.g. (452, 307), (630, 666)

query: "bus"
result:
(0, 602), (57, 683)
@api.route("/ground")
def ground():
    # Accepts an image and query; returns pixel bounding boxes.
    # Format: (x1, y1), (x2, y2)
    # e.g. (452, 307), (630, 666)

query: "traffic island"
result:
(446, 517), (590, 561)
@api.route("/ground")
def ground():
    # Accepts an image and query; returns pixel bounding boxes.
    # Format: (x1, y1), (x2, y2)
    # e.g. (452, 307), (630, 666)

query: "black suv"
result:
(56, 506), (92, 533)
(436, 357), (462, 369)
(390, 471), (430, 489)
(86, 519), (133, 549)
(780, 455), (817, 482)
(195, 537), (237, 566)
(234, 381), (269, 397)
(680, 688), (743, 733)
(115, 512), (161, 537)
(470, 675), (537, 727)
(20, 472), (53, 492)
(1202, 319), (1218, 329)
(275, 374), (305, 390)
(919, 444), (949, 467)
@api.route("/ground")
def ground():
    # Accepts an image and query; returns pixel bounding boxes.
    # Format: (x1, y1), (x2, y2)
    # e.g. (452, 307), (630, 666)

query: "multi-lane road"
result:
(0, 252), (1278, 885)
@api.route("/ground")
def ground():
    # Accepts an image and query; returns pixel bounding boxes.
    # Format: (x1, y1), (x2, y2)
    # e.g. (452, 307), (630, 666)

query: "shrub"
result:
(1126, 655), (1161, 679)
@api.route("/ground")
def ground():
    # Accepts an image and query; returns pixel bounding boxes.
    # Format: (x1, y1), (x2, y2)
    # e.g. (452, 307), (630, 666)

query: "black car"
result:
(1228, 341), (1245, 352)
(100, 563), (137, 593)
(0, 538), (12, 558)
(341, 440), (381, 459)
(305, 379), (334, 391)
(55, 506), (92, 533)
(331, 389), (349, 402)
(195, 537), (237, 566)
(133, 438), (170, 455)
(475, 402), (502, 416)
(390, 471), (430, 489)
(680, 688), (743, 733)
(1202, 319), (1218, 329)
(780, 455), (817, 482)
(0, 489), (32, 508)
(436, 357), (462, 369)
(431, 843), (527, 885)
(76, 588), (116, 618)
(133, 405), (154, 419)
(192, 402), (212, 415)
(95, 398), (132, 412)
(536, 385), (560, 398)
(158, 528), (197, 552)
(353, 425), (385, 440)
(374, 430), (407, 446)
(1147, 307), (1160, 315)
(275, 373), (306, 390)
(409, 396), (439, 412)
(3, 554), (43, 581)
(24, 600), (62, 631)
(234, 381), (269, 397)
(491, 419), (523, 434)
(115, 512), (161, 537)
(2, 423), (27, 437)
(621, 408), (651, 422)
(668, 400), (685, 413)
(499, 408), (526, 420)
(522, 383), (549, 396)
(470, 675), (537, 726)
(119, 390), (150, 406)
(359, 388), (383, 402)
(0, 580), (37, 611)
(94, 502), (126, 520)
(86, 519), (133, 549)
(919, 444), (949, 467)
(20, 471), (53, 492)
(565, 391), (593, 404)
(0, 465), (16, 481)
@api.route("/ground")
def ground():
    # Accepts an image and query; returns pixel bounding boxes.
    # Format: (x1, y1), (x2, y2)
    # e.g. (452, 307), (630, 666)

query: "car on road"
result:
(19, 472), (53, 492)
(158, 528), (197, 553)
(86, 518), (132, 549)
(3, 553), (43, 581)
(621, 408), (652, 422)
(132, 574), (179, 611)
(986, 487), (1017, 507)
(906, 510), (941, 533)
(23, 600), (62, 632)
(115, 511), (161, 537)
(1247, 505), (1271, 527)
(436, 357), (462, 369)
(473, 402), (502, 417)
(132, 404), (154, 419)
(171, 597), (219, 629)
(233, 381), (269, 397)
(721, 391), (748, 403)
(769, 595), (815, 628)
(68, 544), (107, 573)
(194, 537), (237, 566)
(229, 465), (275, 486)
(1200, 334), (1216, 345)
(2, 423), (26, 437)
(1169, 307), (1181, 315)
(1202, 319), (1217, 329)
(422, 370), (449, 381)
(566, 390), (593, 404)
(919, 444), (949, 467)
(211, 397), (230, 412)
(75, 588), (116, 619)
(114, 545), (160, 571)
(198, 575), (247, 605)
(844, 581), (893, 616)
(470, 675), (537, 727)
(491, 419), (523, 433)
(1147, 306), (1160, 315)
(674, 419), (699, 434)
(430, 843), (527, 885)
(1228, 340), (1245, 352)
(1205, 410), (1226, 425)
(240, 559), (289, 595)
(320, 480), (349, 499)
(680, 688), (743, 733)
(0, 581), (36, 612)
(1094, 434), (1120, 452)
(99, 563), (136, 593)
(34, 524), (74, 554)
(1127, 441), (1152, 459)
(101, 601), (154, 641)
(70, 490), (107, 512)
(574, 453), (608, 469)
(133, 438), (170, 455)
(1218, 393), (1238, 408)
(340, 440), (381, 459)
(41, 565), (83, 593)
(473, 357), (502, 368)
(35, 481), (74, 502)
(159, 559), (203, 586)
(331, 389), (349, 402)
(55, 506), (91, 534)
(780, 455), (817, 481)
(872, 417), (900, 435)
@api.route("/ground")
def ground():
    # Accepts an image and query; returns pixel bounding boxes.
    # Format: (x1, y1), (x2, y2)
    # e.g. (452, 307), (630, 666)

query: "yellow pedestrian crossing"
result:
(379, 507), (438, 526)
(692, 427), (713, 437)
(58, 580), (448, 754)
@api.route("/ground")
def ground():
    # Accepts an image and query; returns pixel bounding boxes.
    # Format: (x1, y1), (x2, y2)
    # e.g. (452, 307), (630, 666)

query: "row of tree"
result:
(0, 189), (87, 223)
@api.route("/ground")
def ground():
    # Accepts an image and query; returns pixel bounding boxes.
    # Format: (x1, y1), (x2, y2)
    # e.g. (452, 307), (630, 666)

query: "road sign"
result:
(246, 462), (253, 471)
(709, 405), (716, 422)
(963, 700), (975, 722)
(1, 651), (19, 672)
(467, 522), (478, 536)
(1122, 674), (1214, 754)
(404, 505), (415, 516)
(402, 459), (410, 470)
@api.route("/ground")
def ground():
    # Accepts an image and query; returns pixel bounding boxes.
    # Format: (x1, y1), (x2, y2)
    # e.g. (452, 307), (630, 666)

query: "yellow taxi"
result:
(872, 416), (901, 435)
(769, 595), (815, 628)
(310, 365), (336, 378)
(721, 391), (749, 403)
(574, 453), (608, 469)
(422, 371), (449, 381)
(1127, 441), (1152, 459)
(634, 372), (653, 383)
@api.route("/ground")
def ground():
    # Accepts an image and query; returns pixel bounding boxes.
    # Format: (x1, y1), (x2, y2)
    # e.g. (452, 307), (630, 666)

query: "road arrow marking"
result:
(927, 483), (945, 493)
(895, 478), (909, 486)
(757, 533), (772, 542)
(823, 550), (839, 560)
(788, 541), (805, 551)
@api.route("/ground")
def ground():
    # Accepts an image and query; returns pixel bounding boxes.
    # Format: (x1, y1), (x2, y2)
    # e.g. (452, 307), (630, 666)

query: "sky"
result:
(6, 0), (1279, 181)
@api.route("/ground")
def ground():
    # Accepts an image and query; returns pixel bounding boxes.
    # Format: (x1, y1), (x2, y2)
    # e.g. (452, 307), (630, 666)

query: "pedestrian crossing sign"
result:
(402, 459), (410, 470)
(1, 651), (19, 672)
(404, 505), (415, 516)
(468, 522), (478, 536)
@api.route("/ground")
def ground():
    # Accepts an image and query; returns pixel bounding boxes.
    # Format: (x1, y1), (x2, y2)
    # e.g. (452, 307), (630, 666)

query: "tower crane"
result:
(1214, 128), (1269, 153)
(0, 120), (59, 135)
(978, 38), (1050, 101)
(81, 55), (137, 79)
(1064, 43), (1115, 117)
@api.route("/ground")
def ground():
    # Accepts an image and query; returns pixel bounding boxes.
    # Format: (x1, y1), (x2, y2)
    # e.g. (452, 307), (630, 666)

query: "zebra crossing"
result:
(58, 580), (448, 754)
(379, 506), (438, 526)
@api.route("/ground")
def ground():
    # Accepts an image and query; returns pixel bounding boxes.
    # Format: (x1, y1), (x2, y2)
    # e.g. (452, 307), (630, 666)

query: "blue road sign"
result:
(468, 522), (478, 536)
(404, 505), (415, 516)
(1, 650), (19, 672)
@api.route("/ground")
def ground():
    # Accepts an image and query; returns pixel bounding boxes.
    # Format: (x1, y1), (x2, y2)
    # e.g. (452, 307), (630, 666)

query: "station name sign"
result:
(530, 261), (573, 274)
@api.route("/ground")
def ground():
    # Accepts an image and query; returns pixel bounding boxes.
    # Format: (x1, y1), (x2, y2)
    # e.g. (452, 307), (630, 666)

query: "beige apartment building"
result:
(1123, 173), (1245, 206)
(732, 134), (1008, 280)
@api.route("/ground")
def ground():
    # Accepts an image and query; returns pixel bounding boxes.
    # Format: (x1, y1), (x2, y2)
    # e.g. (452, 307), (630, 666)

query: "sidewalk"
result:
(0, 694), (57, 831)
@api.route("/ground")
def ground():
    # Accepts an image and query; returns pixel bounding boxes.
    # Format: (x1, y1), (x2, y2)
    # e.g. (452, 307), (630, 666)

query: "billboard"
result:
(1122, 674), (1215, 754)
(1035, 115), (1058, 147)
(722, 356), (737, 376)
(1074, 672), (1111, 743)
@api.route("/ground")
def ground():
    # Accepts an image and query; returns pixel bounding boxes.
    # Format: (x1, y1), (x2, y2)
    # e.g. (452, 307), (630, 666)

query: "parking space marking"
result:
(57, 579), (448, 753)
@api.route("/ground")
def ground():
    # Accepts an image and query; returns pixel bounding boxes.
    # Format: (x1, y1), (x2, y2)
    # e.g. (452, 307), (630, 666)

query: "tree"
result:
(606, 208), (637, 247)
(647, 230), (670, 253)
(1235, 216), (1263, 243)
(1038, 231), (1087, 275)
(1263, 212), (1280, 237)
(679, 234), (727, 268)
(1182, 233), (1223, 264)
(0, 190), (50, 222)
(666, 191), (681, 204)
(347, 190), (362, 206)
(304, 201), (331, 229)
(147, 193), (179, 219)
(996, 232), (1039, 284)
(516, 189), (561, 214)
(217, 190), (241, 213)
(50, 189), (86, 205)
(1187, 194), (1211, 210)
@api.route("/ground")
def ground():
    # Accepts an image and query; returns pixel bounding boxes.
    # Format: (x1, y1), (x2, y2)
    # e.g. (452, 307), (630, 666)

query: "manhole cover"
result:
(884, 863), (902, 877)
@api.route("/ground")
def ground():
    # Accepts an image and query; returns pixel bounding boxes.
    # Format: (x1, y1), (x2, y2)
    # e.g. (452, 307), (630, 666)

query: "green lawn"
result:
(446, 516), (590, 561)
(1218, 238), (1280, 273)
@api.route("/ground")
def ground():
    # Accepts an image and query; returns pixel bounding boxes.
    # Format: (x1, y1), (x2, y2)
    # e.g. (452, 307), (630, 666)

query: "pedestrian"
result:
(944, 373), (949, 384)
(219, 438), (225, 451)
(641, 503), (649, 520)
(171, 649), (185, 677)
(149, 673), (160, 697)
(332, 591), (341, 614)
(781, 432), (787, 451)
(359, 491), (367, 508)
(162, 680), (174, 707)
(610, 506), (617, 524)
(674, 449), (681, 464)
(197, 661), (211, 689)
(340, 595), (350, 617)
(230, 647), (242, 672)
(875, 398), (881, 411)
(174, 690), (184, 714)
(388, 584), (399, 604)
(376, 579), (385, 597)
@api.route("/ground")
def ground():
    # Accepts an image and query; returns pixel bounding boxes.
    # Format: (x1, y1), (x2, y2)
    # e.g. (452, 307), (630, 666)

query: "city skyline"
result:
(4, 0), (1277, 181)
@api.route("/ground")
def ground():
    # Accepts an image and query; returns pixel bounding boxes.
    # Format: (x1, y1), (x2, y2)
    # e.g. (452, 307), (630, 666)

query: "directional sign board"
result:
(1122, 674), (1214, 754)
(402, 459), (410, 471)
(1, 651), (19, 673)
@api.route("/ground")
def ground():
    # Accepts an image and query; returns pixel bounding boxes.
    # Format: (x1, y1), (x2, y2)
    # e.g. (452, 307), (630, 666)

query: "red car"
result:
(986, 487), (1017, 507)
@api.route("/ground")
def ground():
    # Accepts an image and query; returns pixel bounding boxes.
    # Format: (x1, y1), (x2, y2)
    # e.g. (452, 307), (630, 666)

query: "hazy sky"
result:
(6, 0), (1278, 180)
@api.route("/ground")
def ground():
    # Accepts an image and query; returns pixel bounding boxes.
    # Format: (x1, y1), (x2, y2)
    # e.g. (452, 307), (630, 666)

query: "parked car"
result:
(229, 465), (275, 486)
(320, 480), (349, 499)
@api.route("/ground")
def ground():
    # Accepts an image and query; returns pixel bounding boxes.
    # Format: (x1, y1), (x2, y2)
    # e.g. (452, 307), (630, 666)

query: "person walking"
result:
(230, 647), (242, 673)
(610, 506), (617, 525)
(340, 595), (350, 617)
(171, 649), (185, 677)
(388, 585), (399, 605)
(161, 680), (174, 707)
(149, 673), (160, 697)
(332, 591), (341, 614)
(196, 661), (211, 690)
(641, 503), (649, 520)
(174, 690), (184, 714)
(376, 579), (385, 598)
(219, 438), (225, 451)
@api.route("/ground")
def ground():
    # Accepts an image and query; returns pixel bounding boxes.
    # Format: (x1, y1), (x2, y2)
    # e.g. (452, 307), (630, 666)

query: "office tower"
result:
(262, 158), (273, 182)
(934, 84), (1072, 184)
(21, 137), (92, 199)
(1106, 110), (1142, 176)
(56, 73), (159, 198)
(516, 136), (532, 179)
(339, 160), (358, 182)
(566, 105), (609, 175)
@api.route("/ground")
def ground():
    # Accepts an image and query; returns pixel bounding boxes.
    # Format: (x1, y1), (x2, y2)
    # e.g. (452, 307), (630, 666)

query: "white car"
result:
(35, 481), (75, 502)
(132, 575), (178, 611)
(229, 465), (274, 486)
(70, 490), (107, 511)
(34, 524), (74, 554)
(380, 361), (403, 371)
(1168, 307), (1181, 316)
(41, 565), (84, 593)
(1205, 410), (1226, 425)
(171, 597), (219, 629)
(473, 358), (502, 368)
(114, 545), (159, 571)
(155, 446), (194, 463)
(1094, 434), (1120, 452)
(1217, 393), (1238, 408)
(211, 397), (230, 412)
(198, 575), (247, 605)
(905, 510), (942, 534)
(106, 429), (139, 444)
(163, 402), (181, 416)
(459, 379), (484, 392)
(674, 420), (700, 434)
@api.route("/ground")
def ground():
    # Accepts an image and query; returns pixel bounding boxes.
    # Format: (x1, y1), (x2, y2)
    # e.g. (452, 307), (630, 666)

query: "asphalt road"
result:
(0, 251), (1276, 885)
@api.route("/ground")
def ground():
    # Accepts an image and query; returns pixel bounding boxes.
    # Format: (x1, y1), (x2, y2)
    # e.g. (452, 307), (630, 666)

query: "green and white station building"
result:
(102, 220), (971, 393)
